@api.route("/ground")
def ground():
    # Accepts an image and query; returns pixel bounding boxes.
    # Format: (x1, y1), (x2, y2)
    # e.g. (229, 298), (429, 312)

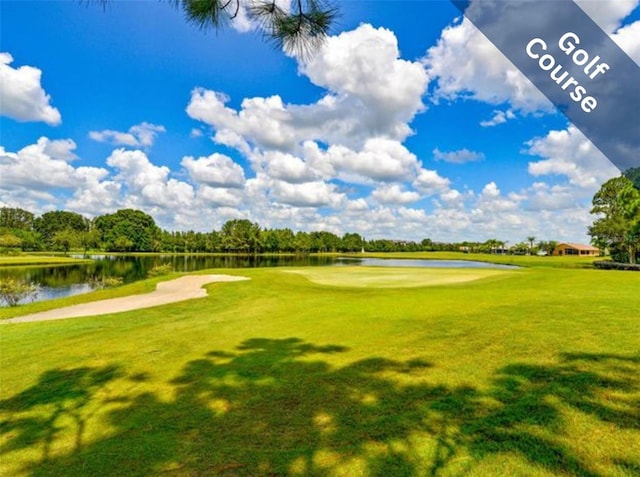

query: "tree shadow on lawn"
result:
(2, 340), (638, 477)
(1, 366), (125, 462)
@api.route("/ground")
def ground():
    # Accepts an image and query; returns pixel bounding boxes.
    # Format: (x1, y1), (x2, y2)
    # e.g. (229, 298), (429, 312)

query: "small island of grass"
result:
(0, 255), (93, 267)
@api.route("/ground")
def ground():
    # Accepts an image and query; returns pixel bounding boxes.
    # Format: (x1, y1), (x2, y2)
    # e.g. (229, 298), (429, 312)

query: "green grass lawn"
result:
(1, 263), (639, 476)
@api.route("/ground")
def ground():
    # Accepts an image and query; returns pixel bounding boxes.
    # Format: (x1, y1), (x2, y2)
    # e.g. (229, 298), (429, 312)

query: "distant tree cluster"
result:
(0, 208), (366, 254)
(1, 206), (556, 256)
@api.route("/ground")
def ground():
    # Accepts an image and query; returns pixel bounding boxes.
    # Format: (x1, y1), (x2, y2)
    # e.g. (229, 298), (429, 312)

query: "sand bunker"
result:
(2, 274), (249, 324)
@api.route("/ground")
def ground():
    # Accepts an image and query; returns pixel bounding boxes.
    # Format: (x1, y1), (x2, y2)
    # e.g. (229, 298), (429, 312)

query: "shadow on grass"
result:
(1, 366), (124, 462)
(1, 340), (638, 476)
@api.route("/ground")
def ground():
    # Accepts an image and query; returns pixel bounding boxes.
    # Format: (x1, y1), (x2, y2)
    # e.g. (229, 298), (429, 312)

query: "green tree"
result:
(78, 228), (101, 254)
(51, 228), (81, 254)
(34, 211), (88, 248)
(421, 238), (434, 251)
(624, 167), (640, 190)
(113, 236), (135, 252)
(526, 236), (536, 254)
(340, 232), (364, 252)
(94, 209), (160, 252)
(310, 231), (339, 253)
(0, 233), (22, 251)
(481, 239), (499, 254)
(536, 240), (558, 256)
(293, 231), (311, 253)
(183, 230), (198, 253)
(589, 175), (640, 264)
(95, 0), (336, 58)
(618, 180), (640, 263)
(275, 228), (295, 252)
(511, 242), (529, 255)
(220, 219), (261, 253)
(14, 229), (41, 251)
(0, 207), (35, 230)
(206, 230), (222, 253)
(261, 229), (280, 253)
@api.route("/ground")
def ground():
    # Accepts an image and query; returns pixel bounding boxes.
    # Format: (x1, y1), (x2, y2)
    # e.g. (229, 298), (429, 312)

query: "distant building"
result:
(490, 245), (509, 255)
(553, 243), (600, 256)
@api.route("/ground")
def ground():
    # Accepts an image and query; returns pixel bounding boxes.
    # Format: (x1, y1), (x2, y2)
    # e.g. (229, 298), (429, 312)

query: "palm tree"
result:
(92, 0), (337, 59)
(527, 236), (536, 254)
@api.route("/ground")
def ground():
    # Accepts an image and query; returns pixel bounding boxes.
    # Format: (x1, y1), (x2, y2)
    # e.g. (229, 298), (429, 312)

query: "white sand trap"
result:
(2, 274), (249, 324)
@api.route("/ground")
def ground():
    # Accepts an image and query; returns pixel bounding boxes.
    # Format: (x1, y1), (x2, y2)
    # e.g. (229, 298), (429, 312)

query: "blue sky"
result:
(1, 0), (639, 243)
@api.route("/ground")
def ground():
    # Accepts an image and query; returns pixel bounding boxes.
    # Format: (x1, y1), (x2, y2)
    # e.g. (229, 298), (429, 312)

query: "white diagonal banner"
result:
(451, 0), (640, 181)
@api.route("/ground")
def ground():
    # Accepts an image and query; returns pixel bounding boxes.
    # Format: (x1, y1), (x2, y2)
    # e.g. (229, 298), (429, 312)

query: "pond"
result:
(0, 255), (516, 306)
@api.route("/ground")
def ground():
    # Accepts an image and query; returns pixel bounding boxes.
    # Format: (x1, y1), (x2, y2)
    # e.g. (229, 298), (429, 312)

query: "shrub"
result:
(88, 276), (124, 289)
(148, 264), (173, 277)
(0, 278), (38, 306)
(102, 276), (124, 287)
(593, 261), (640, 271)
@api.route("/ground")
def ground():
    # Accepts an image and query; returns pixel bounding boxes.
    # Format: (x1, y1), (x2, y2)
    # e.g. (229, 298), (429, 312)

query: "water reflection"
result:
(0, 255), (338, 306)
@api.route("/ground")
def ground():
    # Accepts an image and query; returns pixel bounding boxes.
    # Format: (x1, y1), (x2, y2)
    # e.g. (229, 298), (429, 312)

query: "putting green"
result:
(286, 266), (515, 288)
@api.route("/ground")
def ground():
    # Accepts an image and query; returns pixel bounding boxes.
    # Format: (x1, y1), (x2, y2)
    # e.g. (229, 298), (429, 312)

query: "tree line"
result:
(0, 207), (556, 255)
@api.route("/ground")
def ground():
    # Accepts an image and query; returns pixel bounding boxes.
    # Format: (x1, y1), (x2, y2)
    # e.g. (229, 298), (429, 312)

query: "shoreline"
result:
(2, 274), (249, 324)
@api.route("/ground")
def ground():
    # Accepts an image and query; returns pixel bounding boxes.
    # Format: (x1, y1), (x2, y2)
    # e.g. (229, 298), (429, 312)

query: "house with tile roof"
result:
(552, 243), (600, 256)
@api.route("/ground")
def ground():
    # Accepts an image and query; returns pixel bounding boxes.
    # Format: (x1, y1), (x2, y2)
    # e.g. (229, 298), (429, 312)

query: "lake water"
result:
(0, 255), (516, 306)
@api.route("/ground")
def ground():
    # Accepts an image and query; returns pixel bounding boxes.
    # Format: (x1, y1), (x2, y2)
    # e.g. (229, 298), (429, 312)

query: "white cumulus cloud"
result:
(433, 147), (485, 164)
(0, 138), (105, 193)
(527, 125), (618, 189)
(107, 149), (194, 210)
(90, 122), (166, 148)
(413, 169), (451, 195)
(182, 153), (246, 188)
(302, 23), (428, 140)
(480, 109), (515, 127)
(371, 184), (421, 205)
(423, 16), (551, 113)
(0, 138), (110, 211)
(187, 23), (428, 154)
(270, 179), (346, 208)
(319, 138), (422, 183)
(0, 53), (61, 125)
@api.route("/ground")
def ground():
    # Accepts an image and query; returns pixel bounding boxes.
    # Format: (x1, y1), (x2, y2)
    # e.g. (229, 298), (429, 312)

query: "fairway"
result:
(1, 262), (639, 477)
(286, 266), (515, 288)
